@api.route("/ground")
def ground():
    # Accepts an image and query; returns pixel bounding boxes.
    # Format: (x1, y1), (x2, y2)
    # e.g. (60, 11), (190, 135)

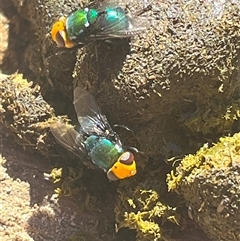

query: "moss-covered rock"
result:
(0, 73), (55, 154)
(167, 133), (240, 241)
(10, 0), (240, 158)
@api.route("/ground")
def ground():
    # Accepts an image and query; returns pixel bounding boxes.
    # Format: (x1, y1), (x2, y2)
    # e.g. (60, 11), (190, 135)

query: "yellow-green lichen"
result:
(115, 175), (182, 241)
(167, 133), (240, 241)
(45, 167), (63, 184)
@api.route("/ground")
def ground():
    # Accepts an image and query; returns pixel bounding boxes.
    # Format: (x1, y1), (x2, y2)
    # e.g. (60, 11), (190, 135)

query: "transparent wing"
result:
(50, 121), (85, 155)
(92, 16), (149, 40)
(85, 1), (150, 40)
(73, 87), (113, 136)
(50, 121), (97, 168)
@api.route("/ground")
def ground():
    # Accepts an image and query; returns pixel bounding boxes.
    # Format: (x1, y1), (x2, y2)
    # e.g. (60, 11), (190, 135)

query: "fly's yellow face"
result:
(107, 152), (136, 180)
(51, 17), (75, 48)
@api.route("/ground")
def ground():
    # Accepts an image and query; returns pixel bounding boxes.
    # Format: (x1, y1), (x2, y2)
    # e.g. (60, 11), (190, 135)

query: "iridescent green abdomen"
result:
(85, 135), (123, 170)
(102, 7), (128, 29)
(66, 8), (98, 39)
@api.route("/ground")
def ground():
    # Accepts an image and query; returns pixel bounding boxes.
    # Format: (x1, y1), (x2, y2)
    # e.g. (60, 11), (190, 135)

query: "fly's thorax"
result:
(85, 136), (123, 170)
(84, 135), (98, 151)
(66, 8), (98, 39)
(86, 8), (99, 24)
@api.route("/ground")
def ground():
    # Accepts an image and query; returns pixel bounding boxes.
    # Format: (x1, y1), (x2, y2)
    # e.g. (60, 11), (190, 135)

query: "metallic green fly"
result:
(50, 87), (137, 181)
(51, 1), (151, 48)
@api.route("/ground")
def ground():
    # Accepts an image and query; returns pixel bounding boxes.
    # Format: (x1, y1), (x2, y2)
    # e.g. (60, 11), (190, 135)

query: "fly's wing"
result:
(85, 0), (150, 40)
(92, 15), (148, 40)
(50, 121), (96, 168)
(50, 121), (83, 154)
(73, 87), (114, 137)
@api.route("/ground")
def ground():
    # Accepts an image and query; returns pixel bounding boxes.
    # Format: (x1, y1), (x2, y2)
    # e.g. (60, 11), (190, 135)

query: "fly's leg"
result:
(114, 125), (146, 156)
(113, 124), (133, 133)
(134, 3), (152, 16)
(127, 146), (147, 159)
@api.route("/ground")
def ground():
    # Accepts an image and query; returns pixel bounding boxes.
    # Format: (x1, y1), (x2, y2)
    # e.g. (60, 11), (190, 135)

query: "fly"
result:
(50, 87), (137, 181)
(51, 1), (151, 48)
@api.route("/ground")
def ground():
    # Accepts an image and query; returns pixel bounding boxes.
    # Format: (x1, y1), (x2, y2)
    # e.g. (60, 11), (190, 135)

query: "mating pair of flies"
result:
(50, 0), (151, 180)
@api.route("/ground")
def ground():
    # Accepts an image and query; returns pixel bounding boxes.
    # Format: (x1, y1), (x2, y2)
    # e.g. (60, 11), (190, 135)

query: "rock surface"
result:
(1, 0), (240, 240)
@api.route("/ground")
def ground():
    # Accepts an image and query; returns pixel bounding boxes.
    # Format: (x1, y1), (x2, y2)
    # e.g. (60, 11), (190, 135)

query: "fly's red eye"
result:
(119, 152), (134, 165)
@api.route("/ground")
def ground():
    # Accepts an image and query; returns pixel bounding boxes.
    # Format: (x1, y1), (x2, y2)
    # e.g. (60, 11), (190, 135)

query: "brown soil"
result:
(0, 125), (80, 241)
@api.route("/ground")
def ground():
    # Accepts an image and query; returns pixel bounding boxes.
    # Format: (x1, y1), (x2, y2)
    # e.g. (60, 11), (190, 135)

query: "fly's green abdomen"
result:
(85, 135), (123, 170)
(66, 8), (98, 39)
(102, 7), (128, 29)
